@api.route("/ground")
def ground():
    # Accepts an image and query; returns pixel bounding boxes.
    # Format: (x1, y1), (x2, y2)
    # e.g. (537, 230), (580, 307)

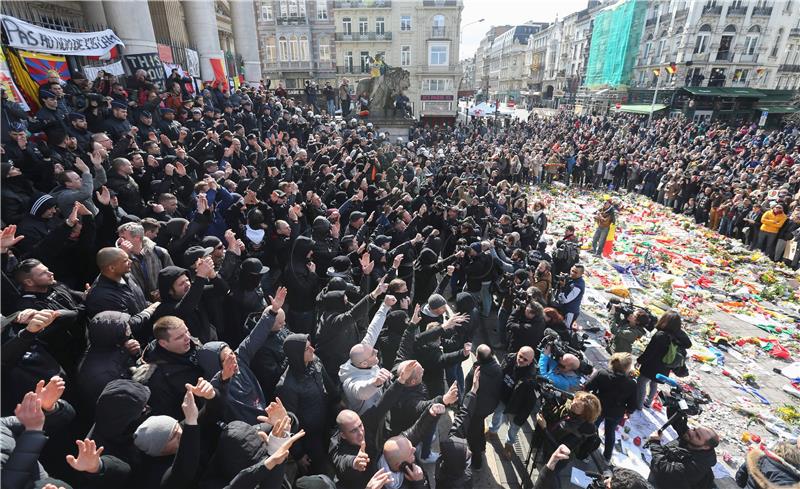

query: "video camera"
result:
(606, 298), (658, 332)
(642, 374), (711, 446)
(534, 374), (576, 402)
(538, 328), (594, 376)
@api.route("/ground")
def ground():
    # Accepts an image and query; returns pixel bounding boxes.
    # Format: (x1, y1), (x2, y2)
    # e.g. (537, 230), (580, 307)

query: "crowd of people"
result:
(1, 65), (800, 489)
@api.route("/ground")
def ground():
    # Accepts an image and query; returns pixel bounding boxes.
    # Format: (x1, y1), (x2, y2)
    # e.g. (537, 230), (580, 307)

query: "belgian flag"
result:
(665, 62), (678, 75)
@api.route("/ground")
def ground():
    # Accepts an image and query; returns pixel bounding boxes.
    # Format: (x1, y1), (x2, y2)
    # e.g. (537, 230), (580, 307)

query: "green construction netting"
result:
(584, 0), (647, 89)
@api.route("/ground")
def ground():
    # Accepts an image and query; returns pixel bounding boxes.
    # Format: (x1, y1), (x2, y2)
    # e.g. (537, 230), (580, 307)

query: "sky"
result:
(459, 0), (591, 60)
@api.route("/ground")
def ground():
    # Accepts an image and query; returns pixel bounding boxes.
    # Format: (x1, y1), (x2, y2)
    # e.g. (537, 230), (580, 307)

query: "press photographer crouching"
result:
(535, 445), (649, 489)
(646, 403), (719, 489)
(606, 299), (657, 354)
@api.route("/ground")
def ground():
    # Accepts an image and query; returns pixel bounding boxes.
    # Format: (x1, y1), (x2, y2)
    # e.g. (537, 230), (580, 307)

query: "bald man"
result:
(379, 401), (447, 488)
(85, 247), (158, 340)
(463, 344), (503, 470)
(331, 360), (417, 489)
(539, 341), (583, 392)
(339, 294), (395, 414)
(488, 346), (538, 460)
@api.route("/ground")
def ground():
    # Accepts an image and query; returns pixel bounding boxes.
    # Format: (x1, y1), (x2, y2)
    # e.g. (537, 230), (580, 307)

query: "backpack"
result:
(662, 336), (687, 373)
(555, 243), (579, 266)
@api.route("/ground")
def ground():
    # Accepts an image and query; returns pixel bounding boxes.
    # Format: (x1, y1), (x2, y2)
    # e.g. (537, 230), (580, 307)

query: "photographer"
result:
(607, 302), (653, 354)
(538, 339), (583, 392)
(647, 409), (719, 489)
(506, 300), (546, 355)
(530, 260), (552, 306)
(496, 268), (530, 344)
(584, 353), (638, 462)
(555, 264), (585, 328)
(535, 445), (649, 489)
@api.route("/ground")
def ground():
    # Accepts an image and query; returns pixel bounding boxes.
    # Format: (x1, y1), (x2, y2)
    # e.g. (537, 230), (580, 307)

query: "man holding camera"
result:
(556, 264), (585, 328)
(647, 409), (720, 489)
(538, 340), (583, 392)
(607, 302), (652, 354)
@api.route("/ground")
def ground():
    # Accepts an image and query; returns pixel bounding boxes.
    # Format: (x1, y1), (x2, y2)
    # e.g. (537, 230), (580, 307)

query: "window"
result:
(358, 17), (368, 35)
(432, 14), (445, 37)
(422, 101), (451, 112)
(772, 28), (783, 57)
(344, 51), (354, 72)
(261, 5), (274, 21)
(279, 36), (288, 61)
(319, 44), (331, 61)
(400, 15), (412, 31)
(734, 68), (749, 83)
(317, 0), (328, 20)
(694, 24), (711, 54)
(745, 25), (760, 55)
(643, 34), (653, 59)
(342, 17), (352, 35)
(279, 0), (288, 17)
(288, 0), (298, 16)
(401, 45), (410, 66)
(265, 37), (276, 62)
(289, 35), (298, 61)
(299, 35), (309, 61)
(360, 51), (370, 73)
(376, 17), (385, 35)
(429, 45), (448, 65)
(422, 79), (450, 91)
(298, 1), (306, 17)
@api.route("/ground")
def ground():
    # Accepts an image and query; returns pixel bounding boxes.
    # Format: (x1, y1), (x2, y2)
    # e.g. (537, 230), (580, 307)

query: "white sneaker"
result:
(420, 451), (440, 464)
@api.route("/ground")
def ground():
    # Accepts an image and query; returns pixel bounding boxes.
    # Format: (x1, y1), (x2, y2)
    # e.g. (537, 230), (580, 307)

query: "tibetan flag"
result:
(665, 62), (677, 75)
(19, 50), (70, 85)
(652, 68), (661, 76)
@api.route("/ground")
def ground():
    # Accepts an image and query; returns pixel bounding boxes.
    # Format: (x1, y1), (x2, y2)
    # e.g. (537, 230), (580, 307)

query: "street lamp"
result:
(462, 18), (485, 28)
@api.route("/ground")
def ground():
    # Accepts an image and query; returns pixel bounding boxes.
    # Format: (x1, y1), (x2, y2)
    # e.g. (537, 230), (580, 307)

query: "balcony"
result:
(315, 60), (336, 71)
(431, 26), (446, 38)
(335, 32), (392, 41)
(752, 6), (773, 15)
(674, 8), (689, 18)
(422, 0), (458, 6)
(333, 0), (391, 8)
(276, 16), (307, 25)
(645, 17), (657, 27)
(715, 50), (732, 61)
(789, 28), (800, 37)
(658, 13), (670, 23)
(702, 4), (723, 15)
(778, 64), (800, 72)
(727, 6), (748, 15)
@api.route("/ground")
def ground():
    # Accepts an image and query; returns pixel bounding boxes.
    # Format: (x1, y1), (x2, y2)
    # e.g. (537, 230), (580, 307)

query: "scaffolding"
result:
(584, 0), (647, 89)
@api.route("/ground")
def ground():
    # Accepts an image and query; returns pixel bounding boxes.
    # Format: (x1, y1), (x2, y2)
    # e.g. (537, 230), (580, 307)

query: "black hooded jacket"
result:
(506, 305), (547, 354)
(283, 236), (320, 312)
(377, 310), (409, 368)
(135, 340), (204, 420)
(151, 266), (222, 344)
(435, 391), (477, 489)
(276, 333), (339, 436)
(315, 290), (373, 377)
(77, 311), (137, 416)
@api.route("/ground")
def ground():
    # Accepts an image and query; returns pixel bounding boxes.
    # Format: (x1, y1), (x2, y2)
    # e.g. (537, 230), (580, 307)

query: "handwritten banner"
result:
(123, 53), (165, 90)
(1, 14), (123, 56)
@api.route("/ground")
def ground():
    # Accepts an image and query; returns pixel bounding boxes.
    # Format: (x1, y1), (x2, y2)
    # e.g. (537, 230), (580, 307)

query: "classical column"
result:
(102, 0), (158, 55)
(182, 0), (224, 81)
(230, 0), (264, 83)
(81, 1), (108, 28)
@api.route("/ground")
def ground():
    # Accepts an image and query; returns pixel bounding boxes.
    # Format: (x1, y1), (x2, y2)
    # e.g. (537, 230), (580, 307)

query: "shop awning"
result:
(615, 104), (668, 114)
(682, 87), (766, 98)
(754, 105), (800, 114)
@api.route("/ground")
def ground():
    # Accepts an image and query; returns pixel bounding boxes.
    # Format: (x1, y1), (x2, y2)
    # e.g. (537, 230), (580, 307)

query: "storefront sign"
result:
(1, 14), (123, 56)
(420, 94), (454, 101)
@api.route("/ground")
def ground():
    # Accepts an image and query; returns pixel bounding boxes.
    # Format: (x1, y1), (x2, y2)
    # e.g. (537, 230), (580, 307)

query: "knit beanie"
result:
(133, 415), (178, 456)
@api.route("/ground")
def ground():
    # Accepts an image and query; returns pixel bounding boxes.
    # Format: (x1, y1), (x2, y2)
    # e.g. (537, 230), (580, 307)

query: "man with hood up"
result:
(197, 288), (286, 424)
(435, 367), (481, 489)
(311, 215), (340, 280)
(283, 235), (320, 337)
(150, 258), (221, 344)
(412, 235), (460, 306)
(134, 316), (204, 420)
(338, 293), (394, 414)
(276, 333), (340, 475)
(316, 280), (387, 378)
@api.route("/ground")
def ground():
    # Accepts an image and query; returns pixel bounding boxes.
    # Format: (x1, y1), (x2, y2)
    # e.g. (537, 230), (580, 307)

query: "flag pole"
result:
(648, 68), (661, 127)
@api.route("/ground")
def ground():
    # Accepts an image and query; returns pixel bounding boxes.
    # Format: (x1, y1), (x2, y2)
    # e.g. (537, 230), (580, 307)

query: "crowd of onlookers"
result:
(1, 66), (798, 489)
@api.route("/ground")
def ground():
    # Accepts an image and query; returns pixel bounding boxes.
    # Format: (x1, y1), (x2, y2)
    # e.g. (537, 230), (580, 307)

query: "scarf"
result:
(246, 225), (265, 244)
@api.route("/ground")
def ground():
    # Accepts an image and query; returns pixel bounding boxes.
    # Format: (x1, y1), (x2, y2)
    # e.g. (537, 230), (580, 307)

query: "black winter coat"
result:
(638, 330), (692, 380)
(134, 341), (204, 420)
(584, 368), (637, 419)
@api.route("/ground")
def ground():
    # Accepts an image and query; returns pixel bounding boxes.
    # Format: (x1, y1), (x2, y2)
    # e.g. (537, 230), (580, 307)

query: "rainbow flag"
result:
(19, 50), (70, 85)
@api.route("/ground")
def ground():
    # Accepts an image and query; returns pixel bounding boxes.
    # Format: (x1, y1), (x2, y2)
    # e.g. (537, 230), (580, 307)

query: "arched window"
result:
(657, 30), (668, 57)
(745, 25), (760, 55)
(289, 35), (298, 61)
(279, 36), (288, 61)
(644, 33), (654, 58)
(695, 24), (711, 53)
(718, 25), (736, 60)
(432, 14), (445, 37)
(299, 35), (309, 61)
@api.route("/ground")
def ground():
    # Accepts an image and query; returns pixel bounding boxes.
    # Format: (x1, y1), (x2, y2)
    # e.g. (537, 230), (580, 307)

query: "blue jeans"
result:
(327, 99), (335, 115)
(592, 226), (610, 255)
(445, 363), (465, 402)
(595, 415), (623, 459)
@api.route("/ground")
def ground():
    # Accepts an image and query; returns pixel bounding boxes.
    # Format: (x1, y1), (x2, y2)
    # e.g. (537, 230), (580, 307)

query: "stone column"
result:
(230, 0), (264, 83)
(182, 0), (224, 81)
(81, 1), (108, 28)
(102, 0), (158, 55)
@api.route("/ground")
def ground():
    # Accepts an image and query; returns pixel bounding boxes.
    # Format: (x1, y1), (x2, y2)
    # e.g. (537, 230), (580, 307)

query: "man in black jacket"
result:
(647, 410), (719, 489)
(463, 344), (503, 470)
(487, 346), (537, 460)
(85, 248), (158, 342)
(463, 242), (494, 319)
(283, 235), (320, 337)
